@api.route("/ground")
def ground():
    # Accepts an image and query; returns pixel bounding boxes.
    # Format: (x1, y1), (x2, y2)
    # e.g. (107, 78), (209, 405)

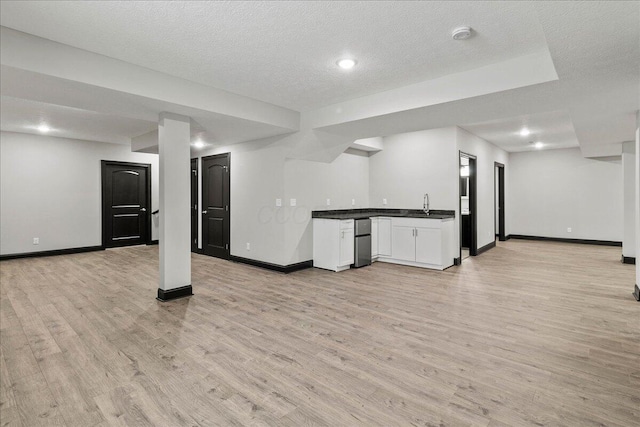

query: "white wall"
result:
(0, 131), (159, 255)
(456, 127), (509, 249)
(508, 147), (622, 242)
(283, 149), (370, 264)
(369, 127), (458, 211)
(622, 141), (635, 257)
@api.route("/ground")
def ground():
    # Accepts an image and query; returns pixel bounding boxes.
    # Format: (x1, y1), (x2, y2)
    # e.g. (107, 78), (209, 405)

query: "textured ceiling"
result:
(460, 111), (579, 153)
(0, 1), (637, 155)
(0, 96), (156, 144)
(0, 1), (548, 111)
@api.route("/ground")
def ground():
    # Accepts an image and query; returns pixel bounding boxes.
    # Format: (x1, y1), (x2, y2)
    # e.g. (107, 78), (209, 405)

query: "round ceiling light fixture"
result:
(519, 127), (531, 137)
(37, 124), (51, 133)
(534, 141), (544, 149)
(193, 140), (205, 149)
(452, 26), (473, 40)
(337, 58), (357, 70)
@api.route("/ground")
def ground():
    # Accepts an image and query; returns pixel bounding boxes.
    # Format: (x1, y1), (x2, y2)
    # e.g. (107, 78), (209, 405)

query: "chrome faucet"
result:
(423, 193), (430, 215)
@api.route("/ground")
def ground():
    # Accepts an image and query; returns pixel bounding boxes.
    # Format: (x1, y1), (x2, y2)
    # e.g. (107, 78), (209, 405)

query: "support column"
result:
(634, 110), (640, 301)
(157, 113), (192, 301)
(622, 141), (635, 264)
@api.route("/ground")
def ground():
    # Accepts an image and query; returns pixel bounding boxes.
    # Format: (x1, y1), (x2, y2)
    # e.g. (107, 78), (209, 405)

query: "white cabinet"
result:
(378, 218), (392, 257)
(313, 215), (454, 272)
(391, 226), (416, 262)
(415, 227), (442, 265)
(382, 217), (454, 270)
(313, 219), (354, 272)
(371, 217), (379, 259)
(339, 227), (354, 267)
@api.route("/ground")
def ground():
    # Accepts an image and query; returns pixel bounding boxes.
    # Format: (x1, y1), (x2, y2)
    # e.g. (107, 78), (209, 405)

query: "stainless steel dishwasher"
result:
(353, 218), (372, 268)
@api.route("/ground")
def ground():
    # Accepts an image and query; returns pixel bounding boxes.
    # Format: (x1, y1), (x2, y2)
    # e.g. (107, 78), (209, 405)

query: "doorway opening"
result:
(201, 153), (230, 259)
(101, 160), (151, 248)
(459, 152), (477, 261)
(495, 162), (506, 242)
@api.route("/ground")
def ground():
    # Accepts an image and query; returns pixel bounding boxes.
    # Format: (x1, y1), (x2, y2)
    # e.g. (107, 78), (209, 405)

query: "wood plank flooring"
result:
(0, 240), (638, 426)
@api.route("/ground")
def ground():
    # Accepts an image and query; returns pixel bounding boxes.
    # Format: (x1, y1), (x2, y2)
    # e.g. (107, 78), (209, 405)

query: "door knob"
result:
(140, 208), (146, 212)
(202, 210), (208, 214)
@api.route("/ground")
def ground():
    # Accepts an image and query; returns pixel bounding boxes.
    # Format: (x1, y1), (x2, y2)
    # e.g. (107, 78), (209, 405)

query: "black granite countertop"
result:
(312, 208), (455, 220)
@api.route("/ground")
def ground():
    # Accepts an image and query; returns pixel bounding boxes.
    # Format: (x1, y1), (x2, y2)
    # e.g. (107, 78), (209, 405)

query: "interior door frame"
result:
(101, 160), (152, 248)
(201, 152), (231, 259)
(494, 161), (506, 241)
(459, 152), (478, 258)
(191, 158), (199, 253)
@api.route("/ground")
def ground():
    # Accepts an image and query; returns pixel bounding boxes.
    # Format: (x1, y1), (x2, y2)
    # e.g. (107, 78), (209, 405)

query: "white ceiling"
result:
(461, 111), (579, 153)
(0, 1), (637, 155)
(0, 96), (156, 144)
(0, 1), (548, 111)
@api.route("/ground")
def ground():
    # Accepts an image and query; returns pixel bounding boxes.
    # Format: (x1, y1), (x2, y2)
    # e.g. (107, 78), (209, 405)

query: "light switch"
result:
(276, 198), (282, 207)
(290, 198), (296, 206)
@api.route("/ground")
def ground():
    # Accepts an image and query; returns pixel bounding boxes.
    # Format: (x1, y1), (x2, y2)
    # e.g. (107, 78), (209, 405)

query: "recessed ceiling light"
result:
(193, 140), (204, 148)
(452, 26), (473, 40)
(337, 58), (357, 70)
(37, 124), (50, 133)
(534, 141), (544, 149)
(519, 128), (531, 137)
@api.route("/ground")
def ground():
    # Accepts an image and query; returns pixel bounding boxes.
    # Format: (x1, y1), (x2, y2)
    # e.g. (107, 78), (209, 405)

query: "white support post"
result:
(157, 112), (192, 301)
(634, 110), (640, 301)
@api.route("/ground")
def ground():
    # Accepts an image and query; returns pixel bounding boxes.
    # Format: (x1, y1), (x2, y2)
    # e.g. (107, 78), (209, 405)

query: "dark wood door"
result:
(102, 161), (150, 248)
(202, 153), (230, 259)
(191, 158), (198, 252)
(496, 163), (506, 241)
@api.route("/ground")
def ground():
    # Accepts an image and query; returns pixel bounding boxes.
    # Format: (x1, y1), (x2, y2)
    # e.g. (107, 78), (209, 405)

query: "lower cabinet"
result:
(383, 217), (454, 270)
(339, 226), (354, 267)
(415, 227), (442, 265)
(391, 226), (416, 262)
(371, 217), (379, 259)
(313, 219), (354, 272)
(313, 216), (454, 272)
(378, 218), (392, 257)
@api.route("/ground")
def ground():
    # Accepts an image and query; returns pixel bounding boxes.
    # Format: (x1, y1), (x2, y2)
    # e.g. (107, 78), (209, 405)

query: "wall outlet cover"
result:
(383, 198), (388, 205)
(290, 198), (296, 206)
(352, 199), (356, 206)
(33, 237), (39, 245)
(326, 198), (331, 206)
(276, 198), (282, 207)
(246, 243), (250, 250)
(567, 227), (572, 233)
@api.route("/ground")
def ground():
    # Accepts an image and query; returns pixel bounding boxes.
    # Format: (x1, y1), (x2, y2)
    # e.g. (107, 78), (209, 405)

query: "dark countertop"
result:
(312, 208), (455, 220)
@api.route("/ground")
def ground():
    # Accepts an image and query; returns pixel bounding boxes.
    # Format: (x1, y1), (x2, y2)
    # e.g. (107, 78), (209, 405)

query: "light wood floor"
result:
(1, 240), (638, 426)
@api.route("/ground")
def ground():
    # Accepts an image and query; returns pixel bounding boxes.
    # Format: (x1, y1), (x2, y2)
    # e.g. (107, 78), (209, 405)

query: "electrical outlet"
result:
(33, 237), (39, 245)
(276, 198), (282, 207)
(326, 198), (331, 206)
(567, 227), (572, 233)
(246, 243), (250, 251)
(352, 199), (356, 206)
(290, 198), (296, 207)
(383, 198), (388, 206)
